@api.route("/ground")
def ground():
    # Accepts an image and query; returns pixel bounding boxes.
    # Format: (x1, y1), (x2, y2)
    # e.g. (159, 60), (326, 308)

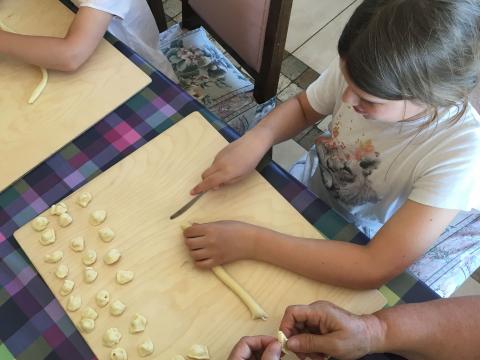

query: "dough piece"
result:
(60, 279), (75, 296)
(137, 339), (154, 357)
(110, 300), (126, 316)
(116, 270), (134, 285)
(212, 266), (268, 320)
(0, 20), (48, 104)
(79, 318), (95, 333)
(110, 347), (128, 360)
(82, 306), (98, 320)
(59, 212), (73, 227)
(55, 264), (69, 279)
(98, 227), (115, 242)
(96, 289), (110, 307)
(67, 295), (82, 312)
(40, 228), (56, 246)
(129, 313), (147, 334)
(277, 330), (288, 353)
(28, 67), (48, 104)
(104, 249), (121, 265)
(83, 267), (98, 283)
(76, 192), (92, 208)
(44, 250), (63, 264)
(70, 236), (85, 252)
(187, 344), (210, 359)
(50, 202), (68, 216)
(82, 249), (97, 265)
(103, 328), (122, 347)
(172, 356), (186, 360)
(31, 216), (49, 231)
(90, 210), (107, 226)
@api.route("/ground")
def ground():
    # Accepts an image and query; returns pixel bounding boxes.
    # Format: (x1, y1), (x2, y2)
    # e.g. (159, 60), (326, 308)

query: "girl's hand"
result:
(280, 301), (382, 360)
(183, 221), (262, 268)
(228, 336), (281, 360)
(191, 129), (273, 195)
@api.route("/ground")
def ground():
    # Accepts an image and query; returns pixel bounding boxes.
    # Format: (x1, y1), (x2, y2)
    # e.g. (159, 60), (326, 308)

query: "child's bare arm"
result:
(191, 92), (326, 194)
(184, 200), (458, 289)
(0, 7), (112, 71)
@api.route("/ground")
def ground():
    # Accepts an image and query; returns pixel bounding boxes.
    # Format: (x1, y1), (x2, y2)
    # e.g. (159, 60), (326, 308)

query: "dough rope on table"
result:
(181, 223), (268, 320)
(0, 19), (48, 104)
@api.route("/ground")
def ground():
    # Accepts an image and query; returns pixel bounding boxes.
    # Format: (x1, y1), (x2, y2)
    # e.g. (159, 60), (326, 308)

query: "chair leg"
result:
(253, 73), (280, 104)
(181, 0), (202, 30)
(146, 0), (168, 32)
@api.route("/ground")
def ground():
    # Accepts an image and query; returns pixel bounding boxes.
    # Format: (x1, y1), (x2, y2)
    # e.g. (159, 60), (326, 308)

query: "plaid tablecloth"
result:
(0, 2), (438, 359)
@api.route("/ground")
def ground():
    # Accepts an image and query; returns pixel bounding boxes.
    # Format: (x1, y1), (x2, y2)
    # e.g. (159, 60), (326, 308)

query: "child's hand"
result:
(182, 221), (262, 268)
(191, 129), (273, 195)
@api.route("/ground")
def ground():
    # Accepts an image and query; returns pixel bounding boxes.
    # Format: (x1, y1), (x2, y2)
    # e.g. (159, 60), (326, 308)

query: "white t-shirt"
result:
(298, 59), (480, 237)
(72, 0), (177, 82)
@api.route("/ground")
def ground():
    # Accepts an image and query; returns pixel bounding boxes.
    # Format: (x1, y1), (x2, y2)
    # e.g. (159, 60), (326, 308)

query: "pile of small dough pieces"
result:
(32, 191), (155, 359)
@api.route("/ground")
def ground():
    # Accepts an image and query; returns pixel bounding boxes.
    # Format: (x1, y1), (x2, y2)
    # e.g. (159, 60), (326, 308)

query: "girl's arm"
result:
(184, 200), (458, 289)
(0, 7), (112, 71)
(191, 91), (327, 194)
(252, 199), (458, 288)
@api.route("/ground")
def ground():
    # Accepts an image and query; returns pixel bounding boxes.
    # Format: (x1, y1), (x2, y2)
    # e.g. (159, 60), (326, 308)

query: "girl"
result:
(183, 0), (480, 290)
(0, 0), (177, 81)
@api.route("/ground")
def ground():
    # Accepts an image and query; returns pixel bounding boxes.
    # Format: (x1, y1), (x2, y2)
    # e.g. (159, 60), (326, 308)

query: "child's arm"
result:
(190, 91), (327, 195)
(0, 7), (112, 71)
(183, 200), (458, 289)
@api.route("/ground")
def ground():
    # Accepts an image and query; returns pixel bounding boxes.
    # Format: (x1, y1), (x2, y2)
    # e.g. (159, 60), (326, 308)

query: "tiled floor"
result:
(161, 0), (480, 297)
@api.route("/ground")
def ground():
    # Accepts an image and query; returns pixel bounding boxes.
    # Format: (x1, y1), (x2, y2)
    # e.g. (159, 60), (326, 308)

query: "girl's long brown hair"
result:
(338, 0), (480, 125)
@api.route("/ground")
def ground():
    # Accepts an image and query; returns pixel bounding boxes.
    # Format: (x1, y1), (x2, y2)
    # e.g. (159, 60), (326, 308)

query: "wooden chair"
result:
(146, 0), (168, 33)
(181, 0), (293, 103)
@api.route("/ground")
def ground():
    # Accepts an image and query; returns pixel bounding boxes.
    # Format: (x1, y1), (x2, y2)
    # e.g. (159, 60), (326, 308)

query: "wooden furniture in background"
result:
(181, 0), (293, 103)
(146, 0), (168, 32)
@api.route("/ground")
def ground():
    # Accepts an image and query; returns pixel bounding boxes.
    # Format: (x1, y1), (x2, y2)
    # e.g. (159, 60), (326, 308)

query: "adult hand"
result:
(281, 301), (382, 360)
(228, 335), (282, 360)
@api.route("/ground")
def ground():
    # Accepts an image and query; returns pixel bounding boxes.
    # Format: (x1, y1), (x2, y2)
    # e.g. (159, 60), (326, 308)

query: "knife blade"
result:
(169, 192), (205, 220)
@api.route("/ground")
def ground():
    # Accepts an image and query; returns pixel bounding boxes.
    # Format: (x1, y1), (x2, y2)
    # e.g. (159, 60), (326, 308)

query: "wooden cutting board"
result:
(0, 0), (151, 191)
(14, 112), (386, 360)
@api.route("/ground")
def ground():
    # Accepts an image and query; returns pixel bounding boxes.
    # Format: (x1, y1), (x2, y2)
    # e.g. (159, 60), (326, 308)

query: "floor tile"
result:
(163, 0), (182, 18)
(277, 74), (292, 93)
(277, 83), (303, 102)
(293, 1), (359, 73)
(173, 13), (182, 23)
(273, 140), (307, 171)
(281, 55), (308, 81)
(286, 0), (356, 52)
(453, 277), (480, 297)
(472, 267), (480, 283)
(297, 126), (323, 150)
(295, 67), (320, 89)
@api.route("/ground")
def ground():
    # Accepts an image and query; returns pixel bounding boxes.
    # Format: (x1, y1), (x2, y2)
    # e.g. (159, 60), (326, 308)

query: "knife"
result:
(169, 192), (206, 220)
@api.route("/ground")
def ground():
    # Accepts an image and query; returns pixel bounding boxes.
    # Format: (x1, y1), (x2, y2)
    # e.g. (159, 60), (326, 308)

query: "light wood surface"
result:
(0, 0), (151, 191)
(14, 112), (386, 360)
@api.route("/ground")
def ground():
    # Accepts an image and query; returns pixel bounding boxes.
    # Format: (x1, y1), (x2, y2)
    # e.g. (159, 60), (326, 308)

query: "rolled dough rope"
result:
(0, 19), (48, 104)
(181, 222), (268, 320)
(211, 266), (268, 320)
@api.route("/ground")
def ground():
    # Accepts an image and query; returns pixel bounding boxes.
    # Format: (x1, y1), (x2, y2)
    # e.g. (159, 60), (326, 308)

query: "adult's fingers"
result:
(261, 341), (282, 360)
(228, 336), (277, 360)
(287, 333), (336, 356)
